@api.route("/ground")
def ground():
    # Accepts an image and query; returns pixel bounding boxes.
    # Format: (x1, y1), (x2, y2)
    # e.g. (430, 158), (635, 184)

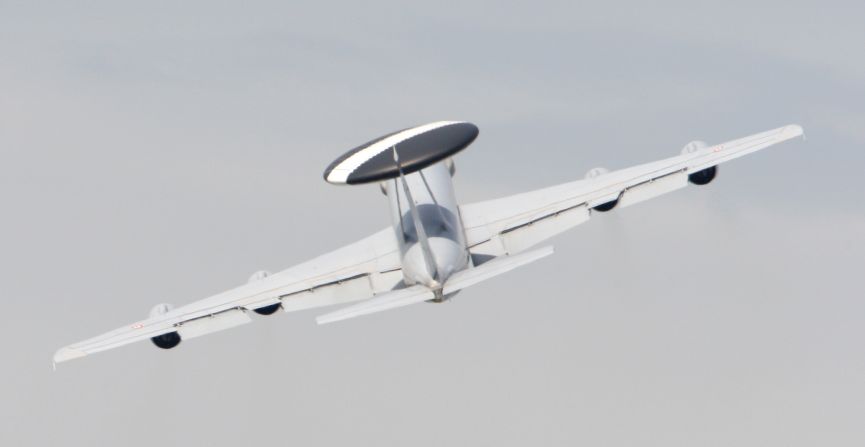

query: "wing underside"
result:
(54, 227), (404, 363)
(460, 124), (803, 259)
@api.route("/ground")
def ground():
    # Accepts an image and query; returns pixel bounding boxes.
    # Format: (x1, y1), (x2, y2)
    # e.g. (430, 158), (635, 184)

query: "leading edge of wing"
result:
(54, 226), (403, 364)
(460, 124), (804, 249)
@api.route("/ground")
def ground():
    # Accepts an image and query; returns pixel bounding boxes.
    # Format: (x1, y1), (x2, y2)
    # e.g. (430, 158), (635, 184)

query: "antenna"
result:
(393, 146), (440, 284)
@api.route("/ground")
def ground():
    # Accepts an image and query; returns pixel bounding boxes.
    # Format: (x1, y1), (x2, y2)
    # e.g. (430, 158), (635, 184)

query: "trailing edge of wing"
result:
(53, 227), (403, 364)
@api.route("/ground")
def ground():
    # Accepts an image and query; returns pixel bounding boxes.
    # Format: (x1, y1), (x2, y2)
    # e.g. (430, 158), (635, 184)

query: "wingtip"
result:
(315, 314), (340, 325)
(53, 347), (87, 364)
(783, 124), (804, 138)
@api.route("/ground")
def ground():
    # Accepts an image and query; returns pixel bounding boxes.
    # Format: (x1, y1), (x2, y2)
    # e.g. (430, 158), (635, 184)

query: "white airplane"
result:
(54, 121), (804, 364)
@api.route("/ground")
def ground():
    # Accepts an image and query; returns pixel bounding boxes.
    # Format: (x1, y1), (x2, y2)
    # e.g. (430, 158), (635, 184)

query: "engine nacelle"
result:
(253, 303), (282, 315)
(148, 303), (181, 349)
(680, 141), (717, 185)
(151, 331), (181, 349)
(688, 166), (717, 185)
(149, 303), (173, 317)
(592, 198), (618, 212)
(246, 271), (283, 315)
(681, 140), (708, 155)
(248, 270), (271, 282)
(585, 168), (619, 212)
(585, 167), (609, 179)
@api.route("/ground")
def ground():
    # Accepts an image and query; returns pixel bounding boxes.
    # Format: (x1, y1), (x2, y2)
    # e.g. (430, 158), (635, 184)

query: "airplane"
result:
(53, 121), (804, 364)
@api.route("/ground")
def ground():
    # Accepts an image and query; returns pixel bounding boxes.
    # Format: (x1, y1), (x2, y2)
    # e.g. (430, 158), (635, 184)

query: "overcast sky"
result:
(1, 1), (864, 446)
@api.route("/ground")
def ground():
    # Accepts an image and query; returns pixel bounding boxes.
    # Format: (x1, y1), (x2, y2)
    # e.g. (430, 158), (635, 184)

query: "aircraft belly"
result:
(402, 237), (468, 287)
(385, 162), (469, 288)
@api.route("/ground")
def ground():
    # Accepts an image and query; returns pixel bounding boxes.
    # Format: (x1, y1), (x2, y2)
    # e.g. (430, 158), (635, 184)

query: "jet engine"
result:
(592, 198), (618, 212)
(680, 140), (717, 185)
(151, 332), (182, 349)
(585, 167), (609, 179)
(585, 168), (619, 212)
(149, 303), (181, 349)
(681, 140), (708, 155)
(688, 166), (717, 185)
(248, 270), (271, 282)
(246, 271), (283, 315)
(253, 303), (282, 316)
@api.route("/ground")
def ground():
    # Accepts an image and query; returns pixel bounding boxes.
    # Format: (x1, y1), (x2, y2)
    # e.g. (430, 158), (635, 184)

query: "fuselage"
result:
(384, 162), (469, 290)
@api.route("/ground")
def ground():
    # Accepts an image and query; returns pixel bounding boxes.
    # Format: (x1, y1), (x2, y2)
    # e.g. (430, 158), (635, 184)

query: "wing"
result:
(54, 227), (403, 363)
(460, 124), (804, 259)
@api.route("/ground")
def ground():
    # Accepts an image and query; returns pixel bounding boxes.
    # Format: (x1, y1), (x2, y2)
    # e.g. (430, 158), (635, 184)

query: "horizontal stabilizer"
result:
(316, 285), (435, 324)
(316, 245), (554, 324)
(443, 245), (554, 294)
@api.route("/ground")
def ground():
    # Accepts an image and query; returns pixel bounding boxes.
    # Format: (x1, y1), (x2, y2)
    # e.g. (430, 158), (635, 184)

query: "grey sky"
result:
(1, 1), (864, 446)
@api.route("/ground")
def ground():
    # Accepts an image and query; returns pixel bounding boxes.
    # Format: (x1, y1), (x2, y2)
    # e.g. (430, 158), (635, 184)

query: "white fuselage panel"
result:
(384, 162), (469, 288)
